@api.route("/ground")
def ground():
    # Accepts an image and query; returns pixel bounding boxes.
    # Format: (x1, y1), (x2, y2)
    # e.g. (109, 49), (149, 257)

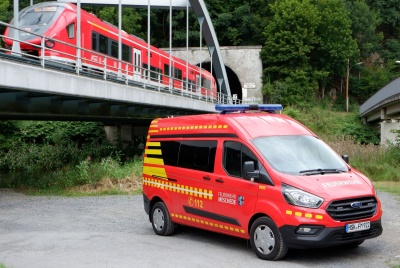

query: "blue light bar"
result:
(215, 104), (283, 114)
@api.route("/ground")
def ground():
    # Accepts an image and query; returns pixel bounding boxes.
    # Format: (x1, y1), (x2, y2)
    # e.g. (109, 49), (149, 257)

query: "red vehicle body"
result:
(3, 1), (217, 97)
(142, 104), (383, 260)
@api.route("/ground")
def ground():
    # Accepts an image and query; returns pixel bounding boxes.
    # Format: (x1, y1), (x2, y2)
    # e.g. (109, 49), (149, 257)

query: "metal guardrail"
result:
(0, 20), (234, 105)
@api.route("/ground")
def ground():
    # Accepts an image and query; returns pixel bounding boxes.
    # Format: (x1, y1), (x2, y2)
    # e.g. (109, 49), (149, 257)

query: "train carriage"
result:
(3, 1), (217, 98)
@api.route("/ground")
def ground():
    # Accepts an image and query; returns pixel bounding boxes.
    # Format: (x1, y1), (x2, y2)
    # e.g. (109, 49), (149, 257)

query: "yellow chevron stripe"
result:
(144, 157), (164, 165)
(143, 166), (167, 179)
(145, 149), (162, 155)
(146, 141), (161, 147)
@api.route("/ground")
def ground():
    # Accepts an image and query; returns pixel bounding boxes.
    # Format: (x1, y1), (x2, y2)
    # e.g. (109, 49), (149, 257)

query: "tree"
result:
(311, 0), (359, 97)
(0, 0), (9, 44)
(0, 0), (9, 22)
(95, 7), (143, 39)
(365, 0), (400, 38)
(260, 0), (320, 105)
(260, 0), (360, 105)
(345, 0), (383, 59)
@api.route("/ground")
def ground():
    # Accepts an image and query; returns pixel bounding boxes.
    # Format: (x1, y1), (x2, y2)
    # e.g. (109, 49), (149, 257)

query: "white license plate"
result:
(346, 221), (370, 233)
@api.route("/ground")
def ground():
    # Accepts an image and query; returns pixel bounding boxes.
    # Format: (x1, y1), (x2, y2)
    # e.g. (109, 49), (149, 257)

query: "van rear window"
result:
(159, 140), (217, 172)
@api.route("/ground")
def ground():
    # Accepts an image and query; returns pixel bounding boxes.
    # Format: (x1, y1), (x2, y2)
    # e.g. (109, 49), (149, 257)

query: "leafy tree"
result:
(95, 7), (143, 39)
(345, 0), (383, 59)
(0, 121), (19, 151)
(213, 2), (267, 46)
(364, 0), (400, 66)
(352, 62), (397, 103)
(260, 0), (320, 105)
(365, 0), (400, 38)
(260, 0), (360, 105)
(0, 0), (9, 46)
(311, 0), (359, 97)
(0, 0), (9, 22)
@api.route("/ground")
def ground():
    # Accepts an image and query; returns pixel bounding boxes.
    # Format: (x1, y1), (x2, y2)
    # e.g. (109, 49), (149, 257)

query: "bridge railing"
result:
(0, 21), (233, 105)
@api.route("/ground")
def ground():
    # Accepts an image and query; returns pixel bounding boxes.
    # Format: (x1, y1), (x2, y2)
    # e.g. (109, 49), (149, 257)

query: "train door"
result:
(133, 48), (141, 81)
(196, 74), (200, 94)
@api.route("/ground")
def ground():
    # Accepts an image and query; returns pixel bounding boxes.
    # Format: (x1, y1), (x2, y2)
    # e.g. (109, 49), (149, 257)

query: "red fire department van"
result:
(142, 104), (383, 260)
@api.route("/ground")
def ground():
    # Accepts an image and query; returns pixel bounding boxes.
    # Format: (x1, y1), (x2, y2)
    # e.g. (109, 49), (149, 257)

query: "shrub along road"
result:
(0, 189), (399, 268)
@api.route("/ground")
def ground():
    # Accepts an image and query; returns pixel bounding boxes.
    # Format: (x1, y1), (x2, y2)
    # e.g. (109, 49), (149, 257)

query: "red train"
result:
(3, 1), (217, 98)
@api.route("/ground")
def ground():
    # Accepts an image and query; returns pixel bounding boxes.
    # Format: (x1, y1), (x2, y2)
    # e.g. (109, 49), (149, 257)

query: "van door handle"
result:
(215, 178), (224, 183)
(203, 176), (211, 181)
(168, 178), (177, 182)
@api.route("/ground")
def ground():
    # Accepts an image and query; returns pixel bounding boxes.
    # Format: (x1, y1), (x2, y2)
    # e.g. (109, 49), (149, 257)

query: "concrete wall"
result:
(380, 120), (400, 145)
(164, 46), (263, 102)
(105, 125), (149, 148)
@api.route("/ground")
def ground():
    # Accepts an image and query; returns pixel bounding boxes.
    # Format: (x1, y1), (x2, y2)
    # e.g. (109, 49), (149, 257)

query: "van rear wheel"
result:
(250, 216), (287, 260)
(151, 202), (175, 236)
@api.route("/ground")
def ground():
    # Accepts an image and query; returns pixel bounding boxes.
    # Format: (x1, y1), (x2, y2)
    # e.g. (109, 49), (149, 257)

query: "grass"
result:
(374, 181), (400, 198)
(19, 157), (143, 196)
(385, 260), (400, 268)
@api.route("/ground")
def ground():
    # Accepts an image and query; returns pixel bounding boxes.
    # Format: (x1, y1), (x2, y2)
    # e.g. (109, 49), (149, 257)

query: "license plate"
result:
(346, 221), (370, 233)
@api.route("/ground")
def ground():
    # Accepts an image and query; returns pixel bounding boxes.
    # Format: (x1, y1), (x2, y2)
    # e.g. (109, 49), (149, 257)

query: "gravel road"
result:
(0, 189), (399, 268)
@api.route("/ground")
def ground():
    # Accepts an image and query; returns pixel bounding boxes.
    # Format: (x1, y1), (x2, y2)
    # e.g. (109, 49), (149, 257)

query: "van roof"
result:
(150, 112), (314, 140)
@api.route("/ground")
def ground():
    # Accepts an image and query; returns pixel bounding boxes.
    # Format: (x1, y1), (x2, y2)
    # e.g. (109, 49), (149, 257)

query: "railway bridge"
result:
(360, 77), (400, 145)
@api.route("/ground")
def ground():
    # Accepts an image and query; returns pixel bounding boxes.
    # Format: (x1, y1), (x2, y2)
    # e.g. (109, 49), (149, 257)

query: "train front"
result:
(3, 2), (68, 57)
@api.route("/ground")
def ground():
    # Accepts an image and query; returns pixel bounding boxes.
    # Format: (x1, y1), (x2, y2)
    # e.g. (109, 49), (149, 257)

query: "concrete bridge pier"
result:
(380, 120), (400, 145)
(105, 125), (148, 151)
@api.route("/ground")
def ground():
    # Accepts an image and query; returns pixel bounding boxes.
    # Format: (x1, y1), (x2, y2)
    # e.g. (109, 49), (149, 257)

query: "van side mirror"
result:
(243, 161), (274, 186)
(342, 154), (349, 164)
(243, 161), (259, 182)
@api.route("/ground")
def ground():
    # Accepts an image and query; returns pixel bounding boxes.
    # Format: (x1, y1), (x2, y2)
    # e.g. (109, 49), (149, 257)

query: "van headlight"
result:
(282, 184), (324, 208)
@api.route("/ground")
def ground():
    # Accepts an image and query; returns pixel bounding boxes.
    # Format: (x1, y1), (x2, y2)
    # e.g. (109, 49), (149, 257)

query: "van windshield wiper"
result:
(299, 168), (346, 176)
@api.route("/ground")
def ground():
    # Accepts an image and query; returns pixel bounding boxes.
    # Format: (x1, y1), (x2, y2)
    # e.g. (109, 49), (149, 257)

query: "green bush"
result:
(0, 141), (116, 172)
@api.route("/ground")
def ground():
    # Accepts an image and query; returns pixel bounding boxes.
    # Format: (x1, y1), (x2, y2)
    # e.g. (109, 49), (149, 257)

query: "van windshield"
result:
(252, 135), (348, 175)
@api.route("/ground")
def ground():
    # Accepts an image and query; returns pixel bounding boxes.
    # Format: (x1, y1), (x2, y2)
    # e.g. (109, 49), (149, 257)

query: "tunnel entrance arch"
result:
(165, 46), (263, 103)
(200, 62), (242, 100)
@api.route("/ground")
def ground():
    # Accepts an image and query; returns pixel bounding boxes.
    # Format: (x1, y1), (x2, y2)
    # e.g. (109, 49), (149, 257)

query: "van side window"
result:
(223, 141), (258, 178)
(159, 140), (217, 172)
(224, 142), (241, 176)
(160, 141), (180, 166)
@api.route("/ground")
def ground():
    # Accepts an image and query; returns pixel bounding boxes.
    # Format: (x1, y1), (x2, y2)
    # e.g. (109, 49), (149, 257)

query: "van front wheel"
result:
(250, 217), (287, 260)
(151, 202), (175, 236)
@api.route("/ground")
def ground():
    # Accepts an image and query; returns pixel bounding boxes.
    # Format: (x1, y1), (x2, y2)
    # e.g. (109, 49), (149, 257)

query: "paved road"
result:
(0, 189), (399, 268)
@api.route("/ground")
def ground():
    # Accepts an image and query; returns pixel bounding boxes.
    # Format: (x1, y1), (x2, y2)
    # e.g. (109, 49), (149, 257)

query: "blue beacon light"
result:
(215, 104), (283, 114)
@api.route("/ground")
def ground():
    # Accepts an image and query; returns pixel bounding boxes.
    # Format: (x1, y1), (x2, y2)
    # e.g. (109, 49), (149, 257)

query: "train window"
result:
(202, 77), (211, 89)
(143, 64), (162, 81)
(67, 23), (74, 39)
(92, 32), (98, 51)
(196, 75), (200, 89)
(174, 68), (182, 80)
(122, 44), (131, 62)
(99, 34), (108, 54)
(186, 80), (195, 92)
(164, 64), (170, 76)
(20, 6), (58, 26)
(111, 41), (118, 58)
